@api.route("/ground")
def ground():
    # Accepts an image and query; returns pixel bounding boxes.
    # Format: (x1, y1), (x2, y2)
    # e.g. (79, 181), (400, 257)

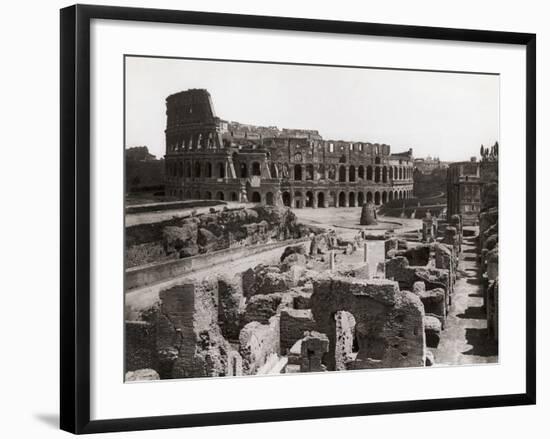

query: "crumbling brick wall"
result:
(239, 316), (281, 375)
(125, 320), (157, 373)
(311, 275), (426, 370)
(280, 308), (316, 354)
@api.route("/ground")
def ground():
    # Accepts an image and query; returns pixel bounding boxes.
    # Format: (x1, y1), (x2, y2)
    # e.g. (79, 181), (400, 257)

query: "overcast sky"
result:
(125, 56), (499, 162)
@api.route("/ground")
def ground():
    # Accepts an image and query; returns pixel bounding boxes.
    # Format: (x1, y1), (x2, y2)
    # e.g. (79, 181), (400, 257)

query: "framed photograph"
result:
(60, 4), (536, 434)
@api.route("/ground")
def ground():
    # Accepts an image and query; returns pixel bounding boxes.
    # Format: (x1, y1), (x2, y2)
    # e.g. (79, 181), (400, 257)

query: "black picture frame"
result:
(60, 4), (536, 434)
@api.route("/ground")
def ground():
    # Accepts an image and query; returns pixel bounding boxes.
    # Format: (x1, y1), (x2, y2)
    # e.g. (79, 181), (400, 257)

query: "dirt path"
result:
(432, 234), (498, 365)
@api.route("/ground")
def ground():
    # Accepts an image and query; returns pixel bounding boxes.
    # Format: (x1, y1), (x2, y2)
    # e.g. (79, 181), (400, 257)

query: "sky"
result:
(125, 56), (499, 162)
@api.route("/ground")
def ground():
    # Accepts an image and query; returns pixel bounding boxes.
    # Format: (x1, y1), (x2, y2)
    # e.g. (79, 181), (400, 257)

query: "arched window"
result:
(389, 166), (393, 180)
(282, 191), (291, 207)
(358, 166), (365, 180)
(339, 165), (346, 182)
(338, 191), (346, 207)
(205, 191), (212, 200)
(349, 166), (356, 182)
(218, 163), (225, 178)
(358, 192), (364, 206)
(366, 192), (373, 203)
(251, 192), (261, 203)
(185, 162), (191, 178)
(230, 192), (238, 201)
(374, 191), (381, 205)
(382, 192), (387, 204)
(294, 164), (303, 181)
(194, 162), (201, 178)
(205, 162), (212, 178)
(349, 192), (356, 207)
(306, 191), (314, 207)
(306, 164), (314, 180)
(374, 167), (381, 183)
(367, 166), (373, 181)
(240, 163), (248, 178)
(382, 166), (387, 183)
(216, 191), (224, 200)
(375, 156), (381, 165)
(252, 162), (261, 176)
(318, 164), (326, 180)
(317, 192), (325, 208)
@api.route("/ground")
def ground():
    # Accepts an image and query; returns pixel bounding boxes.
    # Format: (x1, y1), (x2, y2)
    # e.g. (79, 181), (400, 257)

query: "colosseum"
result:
(164, 89), (414, 208)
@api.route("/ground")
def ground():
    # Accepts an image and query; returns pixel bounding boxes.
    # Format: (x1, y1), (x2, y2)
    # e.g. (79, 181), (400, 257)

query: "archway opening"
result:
(282, 191), (291, 207)
(266, 192), (274, 206)
(230, 192), (238, 202)
(205, 191), (212, 200)
(339, 165), (346, 182)
(216, 191), (224, 201)
(294, 164), (302, 181)
(306, 164), (314, 181)
(367, 166), (373, 181)
(382, 192), (387, 204)
(317, 192), (325, 208)
(358, 166), (365, 180)
(338, 192), (346, 207)
(252, 162), (261, 176)
(240, 163), (248, 178)
(306, 191), (314, 208)
(366, 192), (373, 203)
(374, 167), (381, 183)
(349, 192), (356, 207)
(218, 163), (225, 178)
(357, 192), (365, 206)
(375, 192), (381, 205)
(349, 166), (356, 182)
(251, 191), (261, 203)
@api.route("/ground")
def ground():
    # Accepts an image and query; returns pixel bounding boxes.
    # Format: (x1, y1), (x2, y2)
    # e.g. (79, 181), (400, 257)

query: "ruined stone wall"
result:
(125, 205), (303, 268)
(125, 321), (157, 373)
(311, 275), (426, 370)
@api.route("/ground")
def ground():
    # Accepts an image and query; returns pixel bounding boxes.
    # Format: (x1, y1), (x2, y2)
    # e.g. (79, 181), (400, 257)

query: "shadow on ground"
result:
(462, 328), (498, 357)
(457, 305), (486, 319)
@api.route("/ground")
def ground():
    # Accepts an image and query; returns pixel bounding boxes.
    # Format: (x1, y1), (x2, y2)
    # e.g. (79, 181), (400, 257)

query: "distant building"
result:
(414, 156), (448, 174)
(164, 89), (414, 208)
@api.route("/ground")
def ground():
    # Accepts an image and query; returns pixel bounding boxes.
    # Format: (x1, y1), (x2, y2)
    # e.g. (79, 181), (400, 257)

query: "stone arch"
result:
(399, 167), (403, 180)
(193, 190), (200, 199)
(366, 166), (373, 181)
(310, 276), (425, 371)
(338, 191), (346, 207)
(194, 161), (201, 178)
(374, 191), (381, 205)
(357, 192), (365, 206)
(294, 164), (302, 181)
(266, 192), (274, 205)
(328, 165), (336, 180)
(204, 191), (212, 200)
(306, 191), (314, 208)
(358, 165), (365, 180)
(282, 191), (291, 207)
(374, 167), (381, 183)
(217, 162), (225, 178)
(329, 191), (337, 207)
(205, 162), (212, 178)
(349, 165), (356, 182)
(230, 192), (238, 202)
(240, 163), (248, 178)
(389, 167), (393, 180)
(294, 191), (303, 208)
(306, 164), (314, 181)
(349, 192), (356, 207)
(318, 164), (326, 180)
(382, 166), (387, 183)
(185, 162), (191, 178)
(252, 162), (261, 176)
(216, 191), (224, 201)
(382, 191), (387, 204)
(389, 191), (394, 202)
(251, 191), (261, 203)
(339, 165), (346, 182)
(317, 192), (325, 208)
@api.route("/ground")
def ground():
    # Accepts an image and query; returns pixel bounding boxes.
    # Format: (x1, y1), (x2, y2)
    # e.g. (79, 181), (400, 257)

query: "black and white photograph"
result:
(124, 56), (500, 381)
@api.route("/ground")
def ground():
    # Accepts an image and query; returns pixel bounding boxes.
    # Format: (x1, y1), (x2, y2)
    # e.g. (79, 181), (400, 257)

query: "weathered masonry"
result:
(164, 89), (414, 208)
